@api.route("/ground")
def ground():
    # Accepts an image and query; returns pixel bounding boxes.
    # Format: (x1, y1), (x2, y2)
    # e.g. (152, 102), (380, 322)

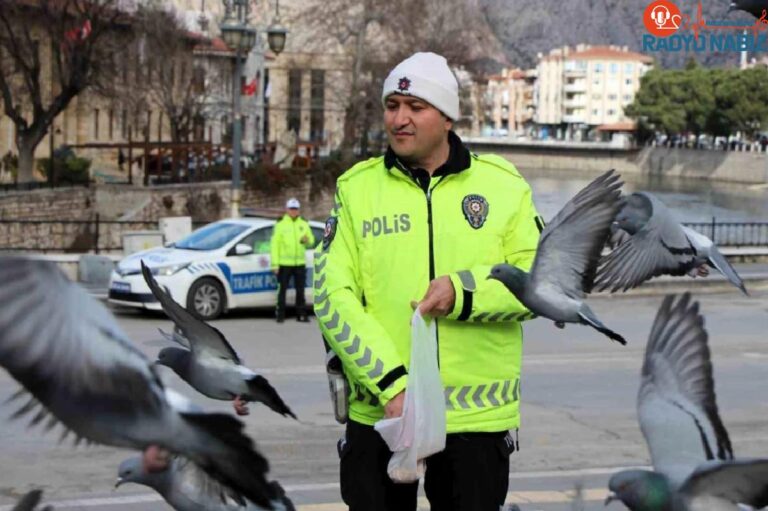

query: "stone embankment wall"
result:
(0, 181), (335, 252)
(466, 142), (768, 184)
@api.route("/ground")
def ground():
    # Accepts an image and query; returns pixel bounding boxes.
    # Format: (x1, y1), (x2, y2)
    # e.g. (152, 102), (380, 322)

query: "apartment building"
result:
(535, 44), (653, 140)
(483, 67), (536, 137)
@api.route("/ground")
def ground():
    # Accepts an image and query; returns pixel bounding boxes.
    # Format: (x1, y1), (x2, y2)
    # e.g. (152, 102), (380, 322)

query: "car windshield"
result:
(174, 223), (250, 251)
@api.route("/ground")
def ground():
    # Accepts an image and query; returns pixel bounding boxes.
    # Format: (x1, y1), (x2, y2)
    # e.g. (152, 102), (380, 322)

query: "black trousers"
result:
(339, 420), (515, 511)
(276, 265), (306, 319)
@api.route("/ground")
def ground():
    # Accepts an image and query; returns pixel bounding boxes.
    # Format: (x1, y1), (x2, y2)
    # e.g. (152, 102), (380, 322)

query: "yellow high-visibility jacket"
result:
(270, 215), (315, 268)
(314, 136), (541, 433)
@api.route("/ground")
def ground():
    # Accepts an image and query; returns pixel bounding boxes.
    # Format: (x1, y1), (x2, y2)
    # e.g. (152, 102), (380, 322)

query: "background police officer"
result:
(271, 198), (315, 323)
(314, 52), (542, 511)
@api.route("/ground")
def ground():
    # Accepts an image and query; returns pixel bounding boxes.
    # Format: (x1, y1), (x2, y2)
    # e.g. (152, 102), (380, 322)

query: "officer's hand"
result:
(142, 445), (170, 473)
(385, 391), (405, 418)
(301, 235), (308, 244)
(233, 395), (250, 416)
(415, 276), (455, 318)
(696, 264), (710, 278)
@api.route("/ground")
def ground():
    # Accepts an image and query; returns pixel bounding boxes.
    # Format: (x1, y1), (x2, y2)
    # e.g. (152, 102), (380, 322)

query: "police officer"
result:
(314, 52), (542, 511)
(271, 198), (315, 323)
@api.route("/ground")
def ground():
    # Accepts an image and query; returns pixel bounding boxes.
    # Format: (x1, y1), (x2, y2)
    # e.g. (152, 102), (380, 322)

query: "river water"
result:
(521, 169), (768, 223)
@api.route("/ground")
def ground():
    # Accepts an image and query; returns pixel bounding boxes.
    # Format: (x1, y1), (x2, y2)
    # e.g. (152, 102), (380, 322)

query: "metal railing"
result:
(682, 219), (768, 247)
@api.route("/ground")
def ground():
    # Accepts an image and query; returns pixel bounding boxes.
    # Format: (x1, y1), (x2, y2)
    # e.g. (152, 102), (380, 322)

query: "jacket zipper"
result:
(425, 176), (446, 367)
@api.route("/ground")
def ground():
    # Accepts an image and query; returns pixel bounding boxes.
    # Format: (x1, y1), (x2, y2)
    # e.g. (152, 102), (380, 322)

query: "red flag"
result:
(64, 19), (92, 43)
(242, 78), (258, 96)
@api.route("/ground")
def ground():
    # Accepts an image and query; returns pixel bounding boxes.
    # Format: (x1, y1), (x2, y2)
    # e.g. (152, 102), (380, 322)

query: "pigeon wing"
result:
(681, 459), (768, 509)
(0, 258), (165, 434)
(530, 169), (624, 298)
(141, 262), (240, 363)
(637, 293), (732, 489)
(596, 193), (696, 292)
(174, 456), (249, 507)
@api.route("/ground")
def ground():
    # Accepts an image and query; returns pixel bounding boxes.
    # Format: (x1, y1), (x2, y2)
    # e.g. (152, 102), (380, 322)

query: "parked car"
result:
(108, 218), (325, 320)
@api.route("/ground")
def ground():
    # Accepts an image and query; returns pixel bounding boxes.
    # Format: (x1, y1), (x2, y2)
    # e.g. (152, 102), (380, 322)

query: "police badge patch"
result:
(322, 216), (338, 250)
(462, 194), (489, 229)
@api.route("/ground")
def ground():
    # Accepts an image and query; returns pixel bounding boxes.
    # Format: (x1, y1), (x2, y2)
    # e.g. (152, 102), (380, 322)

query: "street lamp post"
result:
(220, 0), (287, 218)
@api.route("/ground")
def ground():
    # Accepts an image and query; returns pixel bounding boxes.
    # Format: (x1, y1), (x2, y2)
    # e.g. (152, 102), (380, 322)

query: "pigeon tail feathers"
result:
(578, 305), (626, 345)
(246, 375), (297, 420)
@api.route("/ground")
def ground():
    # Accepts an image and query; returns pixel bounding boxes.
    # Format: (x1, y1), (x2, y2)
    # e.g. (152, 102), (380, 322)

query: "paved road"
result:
(0, 287), (767, 510)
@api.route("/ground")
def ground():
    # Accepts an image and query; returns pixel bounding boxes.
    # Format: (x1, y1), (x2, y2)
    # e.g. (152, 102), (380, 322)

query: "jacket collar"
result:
(384, 131), (471, 185)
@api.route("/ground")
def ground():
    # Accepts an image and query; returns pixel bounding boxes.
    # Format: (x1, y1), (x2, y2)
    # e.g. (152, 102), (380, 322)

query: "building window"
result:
(93, 109), (100, 140)
(608, 94), (618, 101)
(592, 93), (601, 100)
(594, 63), (603, 73)
(310, 69), (325, 142)
(109, 110), (114, 140)
(607, 109), (617, 116)
(592, 109), (600, 116)
(287, 69), (302, 135)
(593, 77), (601, 85)
(625, 63), (634, 73)
(610, 63), (619, 74)
(623, 94), (633, 101)
(625, 78), (633, 85)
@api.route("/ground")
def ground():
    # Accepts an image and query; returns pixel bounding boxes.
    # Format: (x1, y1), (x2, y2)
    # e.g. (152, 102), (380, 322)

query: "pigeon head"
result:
(606, 470), (673, 511)
(156, 347), (191, 374)
(116, 456), (170, 491)
(614, 193), (652, 235)
(488, 263), (529, 296)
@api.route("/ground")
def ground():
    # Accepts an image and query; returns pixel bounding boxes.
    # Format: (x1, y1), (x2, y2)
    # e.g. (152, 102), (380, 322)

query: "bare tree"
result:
(132, 4), (216, 144)
(291, 0), (506, 157)
(0, 0), (124, 182)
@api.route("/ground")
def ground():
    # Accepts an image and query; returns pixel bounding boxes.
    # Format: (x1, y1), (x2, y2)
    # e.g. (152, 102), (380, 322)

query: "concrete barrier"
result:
(464, 139), (768, 185)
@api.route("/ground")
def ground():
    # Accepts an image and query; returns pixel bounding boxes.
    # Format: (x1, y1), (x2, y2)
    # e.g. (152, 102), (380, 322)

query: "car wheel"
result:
(187, 278), (225, 320)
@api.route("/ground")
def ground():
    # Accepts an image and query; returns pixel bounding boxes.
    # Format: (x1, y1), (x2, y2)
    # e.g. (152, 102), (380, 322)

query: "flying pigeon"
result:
(0, 257), (278, 509)
(729, 0), (768, 19)
(595, 192), (747, 295)
(488, 170), (627, 344)
(605, 293), (768, 510)
(142, 262), (296, 419)
(116, 455), (296, 511)
(11, 490), (52, 511)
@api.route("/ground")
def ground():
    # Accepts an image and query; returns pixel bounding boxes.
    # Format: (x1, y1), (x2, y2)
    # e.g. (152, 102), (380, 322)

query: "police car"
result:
(108, 218), (325, 320)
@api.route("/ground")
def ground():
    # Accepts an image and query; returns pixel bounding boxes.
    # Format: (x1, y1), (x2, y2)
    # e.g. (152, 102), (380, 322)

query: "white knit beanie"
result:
(381, 52), (460, 120)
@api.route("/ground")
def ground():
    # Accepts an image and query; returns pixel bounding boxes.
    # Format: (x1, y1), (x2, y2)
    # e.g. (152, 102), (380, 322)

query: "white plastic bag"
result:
(374, 310), (447, 482)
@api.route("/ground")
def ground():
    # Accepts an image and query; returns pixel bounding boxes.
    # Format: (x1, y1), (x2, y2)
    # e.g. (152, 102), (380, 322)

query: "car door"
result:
(224, 226), (278, 308)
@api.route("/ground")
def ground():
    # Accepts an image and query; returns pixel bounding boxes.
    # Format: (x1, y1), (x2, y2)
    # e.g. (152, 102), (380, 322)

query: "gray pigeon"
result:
(141, 262), (296, 419)
(11, 490), (52, 511)
(596, 192), (748, 295)
(0, 257), (278, 509)
(605, 293), (768, 510)
(488, 170), (626, 344)
(116, 456), (296, 511)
